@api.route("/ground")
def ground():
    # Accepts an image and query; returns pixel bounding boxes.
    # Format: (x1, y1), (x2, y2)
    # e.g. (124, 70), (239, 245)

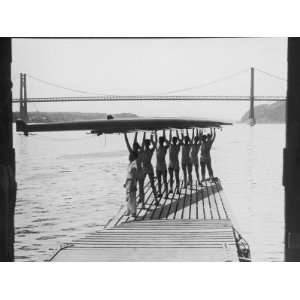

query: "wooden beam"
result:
(285, 38), (300, 261)
(0, 38), (16, 261)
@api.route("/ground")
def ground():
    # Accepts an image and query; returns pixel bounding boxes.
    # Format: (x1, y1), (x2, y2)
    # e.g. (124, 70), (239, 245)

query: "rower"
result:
(178, 129), (193, 188)
(142, 132), (158, 204)
(168, 130), (181, 194)
(190, 128), (202, 185)
(155, 130), (169, 199)
(200, 128), (216, 182)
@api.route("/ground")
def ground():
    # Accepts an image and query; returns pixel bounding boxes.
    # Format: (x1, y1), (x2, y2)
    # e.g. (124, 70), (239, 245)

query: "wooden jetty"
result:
(50, 179), (250, 262)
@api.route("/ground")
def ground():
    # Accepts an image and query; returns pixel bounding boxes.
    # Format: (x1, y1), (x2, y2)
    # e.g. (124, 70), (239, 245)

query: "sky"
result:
(11, 38), (287, 121)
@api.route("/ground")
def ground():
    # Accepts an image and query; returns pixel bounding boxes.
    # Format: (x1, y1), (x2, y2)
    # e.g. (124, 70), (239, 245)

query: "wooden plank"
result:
(199, 183), (206, 219)
(159, 185), (177, 219)
(179, 184), (188, 219)
(210, 182), (226, 219)
(129, 180), (152, 220)
(203, 181), (213, 219)
(173, 184), (186, 220)
(183, 184), (191, 219)
(167, 181), (184, 219)
(52, 247), (238, 262)
(206, 181), (219, 219)
(189, 183), (198, 219)
(80, 238), (235, 243)
(151, 180), (170, 220)
(215, 180), (229, 219)
(69, 243), (236, 248)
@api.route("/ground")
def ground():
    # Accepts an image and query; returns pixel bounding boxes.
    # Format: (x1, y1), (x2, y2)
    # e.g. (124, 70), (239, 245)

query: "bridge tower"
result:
(19, 73), (28, 122)
(249, 67), (256, 126)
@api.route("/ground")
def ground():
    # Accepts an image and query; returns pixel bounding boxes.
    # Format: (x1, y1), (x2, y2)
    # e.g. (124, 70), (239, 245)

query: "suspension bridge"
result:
(13, 67), (287, 125)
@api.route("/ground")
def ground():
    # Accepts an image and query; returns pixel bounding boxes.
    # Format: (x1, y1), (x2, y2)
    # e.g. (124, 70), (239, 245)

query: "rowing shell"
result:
(16, 118), (232, 134)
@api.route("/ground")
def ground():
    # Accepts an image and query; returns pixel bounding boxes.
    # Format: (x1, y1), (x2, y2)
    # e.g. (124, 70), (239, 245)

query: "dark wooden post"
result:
(249, 67), (256, 125)
(0, 38), (16, 261)
(285, 38), (300, 261)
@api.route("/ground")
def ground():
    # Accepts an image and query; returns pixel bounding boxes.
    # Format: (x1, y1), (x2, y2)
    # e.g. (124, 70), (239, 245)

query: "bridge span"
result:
(15, 67), (287, 125)
(13, 95), (286, 103)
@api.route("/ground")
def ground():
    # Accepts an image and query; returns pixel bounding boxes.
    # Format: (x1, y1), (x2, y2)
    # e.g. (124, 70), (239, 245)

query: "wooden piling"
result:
(285, 38), (300, 261)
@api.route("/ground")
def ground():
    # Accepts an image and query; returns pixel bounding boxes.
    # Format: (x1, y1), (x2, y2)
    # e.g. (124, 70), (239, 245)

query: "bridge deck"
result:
(50, 179), (241, 262)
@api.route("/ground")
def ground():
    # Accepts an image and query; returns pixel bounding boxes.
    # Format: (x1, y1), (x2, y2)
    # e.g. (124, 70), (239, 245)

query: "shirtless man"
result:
(155, 130), (169, 199)
(168, 130), (181, 194)
(124, 132), (145, 207)
(178, 129), (192, 188)
(200, 128), (216, 182)
(190, 128), (202, 185)
(143, 132), (158, 204)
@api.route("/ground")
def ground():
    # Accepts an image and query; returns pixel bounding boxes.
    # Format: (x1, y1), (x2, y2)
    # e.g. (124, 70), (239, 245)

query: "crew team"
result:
(124, 128), (217, 217)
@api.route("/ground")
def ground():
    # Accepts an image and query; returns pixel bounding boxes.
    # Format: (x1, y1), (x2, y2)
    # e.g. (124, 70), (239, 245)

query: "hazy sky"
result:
(12, 38), (287, 121)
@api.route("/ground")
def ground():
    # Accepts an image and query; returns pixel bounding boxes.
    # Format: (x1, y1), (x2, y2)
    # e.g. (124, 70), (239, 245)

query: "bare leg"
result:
(127, 191), (136, 217)
(138, 177), (145, 207)
(169, 167), (174, 192)
(195, 162), (201, 184)
(175, 169), (180, 193)
(182, 163), (187, 187)
(207, 159), (214, 180)
(157, 170), (162, 197)
(125, 192), (130, 215)
(148, 172), (158, 203)
(200, 161), (206, 182)
(163, 170), (168, 198)
(187, 162), (192, 185)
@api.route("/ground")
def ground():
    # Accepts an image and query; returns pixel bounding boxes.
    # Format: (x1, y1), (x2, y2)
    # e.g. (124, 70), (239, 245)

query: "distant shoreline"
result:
(240, 101), (285, 124)
(13, 111), (139, 123)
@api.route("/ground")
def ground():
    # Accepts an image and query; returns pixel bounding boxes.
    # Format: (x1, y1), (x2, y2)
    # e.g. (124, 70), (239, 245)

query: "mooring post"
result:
(285, 38), (300, 261)
(0, 38), (16, 261)
(249, 67), (256, 125)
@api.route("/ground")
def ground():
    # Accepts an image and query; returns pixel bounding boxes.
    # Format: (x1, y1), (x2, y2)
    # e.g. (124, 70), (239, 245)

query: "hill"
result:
(240, 101), (285, 123)
(13, 112), (139, 123)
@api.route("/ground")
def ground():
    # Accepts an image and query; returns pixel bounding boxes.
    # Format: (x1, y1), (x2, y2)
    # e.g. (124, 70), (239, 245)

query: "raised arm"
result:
(177, 130), (183, 144)
(133, 132), (138, 145)
(141, 132), (146, 149)
(152, 132), (157, 150)
(163, 130), (170, 147)
(192, 128), (195, 144)
(198, 129), (203, 144)
(124, 133), (132, 153)
(186, 128), (190, 139)
(211, 128), (216, 144)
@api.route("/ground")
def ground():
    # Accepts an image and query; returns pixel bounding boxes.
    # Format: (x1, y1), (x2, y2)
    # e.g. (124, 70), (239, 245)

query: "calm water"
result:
(14, 124), (285, 261)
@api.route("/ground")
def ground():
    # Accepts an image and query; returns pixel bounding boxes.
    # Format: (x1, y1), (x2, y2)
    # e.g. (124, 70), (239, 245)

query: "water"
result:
(14, 124), (285, 261)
